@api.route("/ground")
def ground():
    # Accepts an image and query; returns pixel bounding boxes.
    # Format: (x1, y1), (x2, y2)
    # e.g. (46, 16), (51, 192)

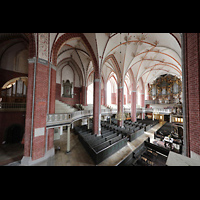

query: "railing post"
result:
(87, 117), (90, 129)
(59, 126), (63, 136)
(66, 125), (71, 153)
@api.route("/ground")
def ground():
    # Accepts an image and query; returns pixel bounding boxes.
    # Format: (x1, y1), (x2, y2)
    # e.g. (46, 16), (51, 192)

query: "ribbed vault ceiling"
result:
(56, 33), (181, 88)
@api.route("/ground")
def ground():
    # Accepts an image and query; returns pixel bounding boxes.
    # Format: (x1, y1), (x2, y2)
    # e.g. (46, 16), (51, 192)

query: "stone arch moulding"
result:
(103, 54), (121, 83)
(51, 33), (100, 79)
(86, 70), (94, 87)
(125, 68), (136, 92)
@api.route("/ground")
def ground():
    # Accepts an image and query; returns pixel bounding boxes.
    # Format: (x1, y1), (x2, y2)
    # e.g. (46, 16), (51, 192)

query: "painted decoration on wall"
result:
(38, 33), (49, 60)
(62, 80), (73, 98)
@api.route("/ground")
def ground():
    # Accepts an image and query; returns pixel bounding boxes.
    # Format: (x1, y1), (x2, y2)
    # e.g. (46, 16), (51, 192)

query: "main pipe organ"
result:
(0, 77), (27, 103)
(149, 74), (182, 104)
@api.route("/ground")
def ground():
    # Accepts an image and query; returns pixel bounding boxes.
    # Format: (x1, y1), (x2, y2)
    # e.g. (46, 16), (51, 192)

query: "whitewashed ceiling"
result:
(53, 33), (181, 87)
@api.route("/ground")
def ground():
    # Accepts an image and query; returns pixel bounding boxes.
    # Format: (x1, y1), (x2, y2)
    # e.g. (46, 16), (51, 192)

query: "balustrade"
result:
(0, 102), (172, 127)
(46, 106), (174, 127)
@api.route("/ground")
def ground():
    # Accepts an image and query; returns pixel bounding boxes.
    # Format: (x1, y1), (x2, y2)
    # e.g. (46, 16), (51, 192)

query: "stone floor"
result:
(53, 129), (95, 166)
(0, 143), (23, 166)
(1, 121), (165, 166)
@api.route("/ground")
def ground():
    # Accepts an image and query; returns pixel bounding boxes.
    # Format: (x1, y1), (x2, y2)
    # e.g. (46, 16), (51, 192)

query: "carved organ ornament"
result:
(149, 74), (182, 104)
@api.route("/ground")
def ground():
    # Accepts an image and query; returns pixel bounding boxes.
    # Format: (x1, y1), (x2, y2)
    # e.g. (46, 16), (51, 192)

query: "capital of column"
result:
(94, 79), (100, 82)
(28, 57), (36, 63)
(28, 57), (56, 71)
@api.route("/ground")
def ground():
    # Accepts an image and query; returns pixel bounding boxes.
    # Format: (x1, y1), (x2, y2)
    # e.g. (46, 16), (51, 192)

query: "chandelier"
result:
(149, 74), (182, 103)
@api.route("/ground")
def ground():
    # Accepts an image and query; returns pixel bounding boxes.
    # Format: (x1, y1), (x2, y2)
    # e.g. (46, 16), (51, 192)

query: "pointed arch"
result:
(103, 54), (122, 83)
(51, 33), (99, 79)
(127, 68), (136, 91)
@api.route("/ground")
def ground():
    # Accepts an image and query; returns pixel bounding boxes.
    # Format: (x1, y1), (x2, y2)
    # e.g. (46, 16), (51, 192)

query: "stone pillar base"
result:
(20, 148), (55, 166)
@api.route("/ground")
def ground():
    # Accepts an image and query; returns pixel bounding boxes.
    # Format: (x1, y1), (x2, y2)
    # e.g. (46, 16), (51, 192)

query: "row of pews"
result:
(154, 122), (183, 141)
(77, 124), (127, 165)
(75, 118), (159, 165)
(137, 119), (160, 130)
(123, 119), (159, 142)
(154, 122), (173, 140)
(118, 138), (169, 166)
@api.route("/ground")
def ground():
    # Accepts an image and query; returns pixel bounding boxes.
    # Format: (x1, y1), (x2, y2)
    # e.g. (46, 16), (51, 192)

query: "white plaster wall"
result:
(62, 65), (74, 83)
(0, 43), (28, 74)
(15, 49), (29, 74)
(56, 64), (81, 87)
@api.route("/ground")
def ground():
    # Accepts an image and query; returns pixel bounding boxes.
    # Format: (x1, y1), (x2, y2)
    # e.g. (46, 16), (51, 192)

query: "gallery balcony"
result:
(0, 102), (26, 112)
(145, 100), (177, 105)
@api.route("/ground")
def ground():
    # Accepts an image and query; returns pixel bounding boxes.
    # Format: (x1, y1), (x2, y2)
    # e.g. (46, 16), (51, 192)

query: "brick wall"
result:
(56, 83), (61, 100)
(24, 60), (56, 161)
(0, 111), (26, 144)
(31, 62), (49, 160)
(184, 33), (200, 157)
(80, 86), (87, 106)
(55, 83), (81, 106)
(131, 91), (136, 122)
(49, 69), (56, 114)
(24, 62), (34, 157)
(93, 80), (100, 135)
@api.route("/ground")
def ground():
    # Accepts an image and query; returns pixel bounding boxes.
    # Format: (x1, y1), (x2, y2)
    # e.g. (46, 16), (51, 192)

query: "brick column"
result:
(104, 82), (107, 106)
(184, 33), (200, 159)
(140, 92), (145, 119)
(101, 88), (105, 105)
(22, 58), (55, 165)
(82, 86), (87, 106)
(93, 78), (101, 135)
(140, 93), (145, 107)
(23, 58), (35, 159)
(131, 90), (136, 122)
(47, 65), (56, 151)
(117, 84), (124, 127)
